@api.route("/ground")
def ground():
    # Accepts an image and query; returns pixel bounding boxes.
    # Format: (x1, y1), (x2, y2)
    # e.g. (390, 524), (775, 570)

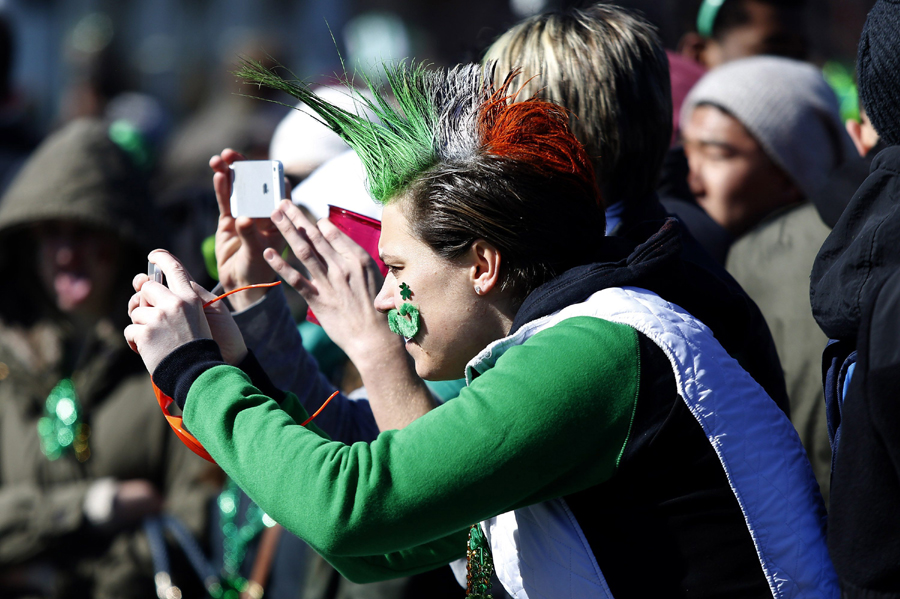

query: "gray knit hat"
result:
(680, 56), (854, 199)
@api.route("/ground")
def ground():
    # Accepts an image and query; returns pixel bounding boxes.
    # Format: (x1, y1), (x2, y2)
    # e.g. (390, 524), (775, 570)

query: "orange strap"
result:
(153, 281), (338, 463)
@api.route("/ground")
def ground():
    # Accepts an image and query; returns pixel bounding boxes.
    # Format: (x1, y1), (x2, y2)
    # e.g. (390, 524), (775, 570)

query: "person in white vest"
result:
(125, 61), (836, 599)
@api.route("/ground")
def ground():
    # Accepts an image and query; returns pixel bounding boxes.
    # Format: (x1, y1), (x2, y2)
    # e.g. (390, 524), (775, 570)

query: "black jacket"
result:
(512, 218), (774, 599)
(828, 267), (900, 598)
(533, 200), (790, 416)
(810, 145), (900, 598)
(811, 145), (900, 342)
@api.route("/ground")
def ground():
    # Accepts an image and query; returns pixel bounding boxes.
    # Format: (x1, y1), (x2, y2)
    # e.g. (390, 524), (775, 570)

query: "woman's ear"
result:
(468, 239), (502, 295)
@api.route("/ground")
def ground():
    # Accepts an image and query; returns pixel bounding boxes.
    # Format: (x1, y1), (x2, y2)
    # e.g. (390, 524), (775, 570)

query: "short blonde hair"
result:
(484, 4), (672, 204)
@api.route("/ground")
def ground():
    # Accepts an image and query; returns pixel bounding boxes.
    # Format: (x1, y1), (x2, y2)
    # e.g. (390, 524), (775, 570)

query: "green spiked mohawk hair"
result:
(235, 59), (492, 203)
(235, 57), (600, 216)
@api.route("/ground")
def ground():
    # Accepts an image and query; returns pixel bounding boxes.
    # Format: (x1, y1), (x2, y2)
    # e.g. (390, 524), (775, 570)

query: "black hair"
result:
(711, 0), (807, 40)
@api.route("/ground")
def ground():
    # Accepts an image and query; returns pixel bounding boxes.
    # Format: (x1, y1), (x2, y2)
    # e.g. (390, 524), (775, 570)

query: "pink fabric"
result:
(668, 51), (707, 146)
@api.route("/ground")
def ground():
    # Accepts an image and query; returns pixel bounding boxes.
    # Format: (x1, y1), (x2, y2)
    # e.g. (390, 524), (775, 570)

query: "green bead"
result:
(219, 495), (236, 514)
(55, 397), (77, 425)
(57, 428), (74, 447)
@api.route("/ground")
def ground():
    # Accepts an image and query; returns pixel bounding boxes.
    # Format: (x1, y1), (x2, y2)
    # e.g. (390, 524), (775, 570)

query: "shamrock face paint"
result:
(388, 282), (420, 340)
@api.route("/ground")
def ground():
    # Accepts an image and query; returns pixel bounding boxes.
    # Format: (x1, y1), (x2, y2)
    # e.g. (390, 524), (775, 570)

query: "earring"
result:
(474, 285), (482, 295)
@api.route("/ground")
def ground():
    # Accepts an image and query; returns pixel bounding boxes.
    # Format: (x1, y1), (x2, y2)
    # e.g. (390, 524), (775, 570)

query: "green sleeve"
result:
(183, 316), (640, 580)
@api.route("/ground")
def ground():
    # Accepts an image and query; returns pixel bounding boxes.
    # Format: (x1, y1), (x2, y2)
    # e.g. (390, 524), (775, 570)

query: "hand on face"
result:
(264, 199), (398, 365)
(125, 250), (247, 375)
(210, 149), (286, 311)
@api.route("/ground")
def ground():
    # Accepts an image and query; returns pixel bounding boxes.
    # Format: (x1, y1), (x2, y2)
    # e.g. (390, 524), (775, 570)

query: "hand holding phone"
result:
(230, 160), (285, 218)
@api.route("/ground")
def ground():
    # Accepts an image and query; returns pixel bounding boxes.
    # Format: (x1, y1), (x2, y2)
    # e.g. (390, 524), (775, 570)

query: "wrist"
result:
(352, 334), (411, 375)
(227, 287), (269, 312)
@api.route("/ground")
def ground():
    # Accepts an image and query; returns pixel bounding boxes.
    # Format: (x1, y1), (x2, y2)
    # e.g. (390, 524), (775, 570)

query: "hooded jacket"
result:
(810, 145), (900, 598)
(811, 145), (900, 342)
(0, 119), (212, 599)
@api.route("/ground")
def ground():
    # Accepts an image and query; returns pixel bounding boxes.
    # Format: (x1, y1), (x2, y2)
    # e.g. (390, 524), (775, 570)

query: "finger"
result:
(147, 250), (198, 298)
(133, 283), (174, 310)
(132, 273), (150, 293)
(128, 291), (142, 317)
(264, 247), (317, 296)
(234, 216), (272, 256)
(209, 148), (246, 172)
(213, 169), (235, 221)
(271, 206), (328, 281)
(128, 305), (159, 326)
(123, 324), (141, 354)
(317, 217), (376, 266)
(278, 201), (344, 267)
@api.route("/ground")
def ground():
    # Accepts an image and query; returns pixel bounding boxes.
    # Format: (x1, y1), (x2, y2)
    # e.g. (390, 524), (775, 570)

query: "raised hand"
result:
(263, 200), (396, 364)
(209, 149), (286, 311)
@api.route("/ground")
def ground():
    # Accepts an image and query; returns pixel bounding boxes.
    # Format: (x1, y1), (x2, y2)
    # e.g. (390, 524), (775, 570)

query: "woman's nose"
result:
(373, 279), (396, 313)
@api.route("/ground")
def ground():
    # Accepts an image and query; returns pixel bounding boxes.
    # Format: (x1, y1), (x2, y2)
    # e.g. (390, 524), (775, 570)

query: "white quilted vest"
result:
(449, 287), (837, 599)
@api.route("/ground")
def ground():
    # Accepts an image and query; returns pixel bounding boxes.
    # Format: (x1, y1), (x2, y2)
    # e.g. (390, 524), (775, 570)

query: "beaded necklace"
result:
(466, 523), (494, 598)
(211, 478), (276, 599)
(37, 378), (91, 462)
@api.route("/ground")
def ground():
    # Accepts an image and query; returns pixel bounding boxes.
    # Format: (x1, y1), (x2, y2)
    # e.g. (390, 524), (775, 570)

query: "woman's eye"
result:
(387, 265), (402, 275)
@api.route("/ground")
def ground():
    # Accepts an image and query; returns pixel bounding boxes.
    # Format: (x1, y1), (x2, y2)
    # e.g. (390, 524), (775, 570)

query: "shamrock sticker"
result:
(400, 282), (413, 301)
(388, 303), (420, 339)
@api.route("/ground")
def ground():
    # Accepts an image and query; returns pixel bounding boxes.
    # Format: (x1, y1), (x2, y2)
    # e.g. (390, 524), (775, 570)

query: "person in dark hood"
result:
(0, 119), (214, 599)
(810, 1), (900, 595)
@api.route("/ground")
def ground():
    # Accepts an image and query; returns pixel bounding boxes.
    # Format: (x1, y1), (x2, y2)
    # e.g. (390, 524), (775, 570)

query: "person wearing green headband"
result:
(679, 0), (808, 69)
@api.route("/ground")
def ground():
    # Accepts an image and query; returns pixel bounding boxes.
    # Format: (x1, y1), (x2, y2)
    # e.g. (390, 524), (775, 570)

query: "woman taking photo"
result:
(126, 63), (835, 599)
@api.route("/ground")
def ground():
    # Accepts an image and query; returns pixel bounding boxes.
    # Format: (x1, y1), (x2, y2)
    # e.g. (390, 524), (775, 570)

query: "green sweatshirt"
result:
(179, 316), (640, 582)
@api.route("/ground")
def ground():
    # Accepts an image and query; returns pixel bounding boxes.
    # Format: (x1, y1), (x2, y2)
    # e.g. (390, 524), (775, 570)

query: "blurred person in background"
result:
(659, 0), (811, 264)
(680, 55), (854, 502)
(679, 0), (808, 69)
(482, 3), (790, 416)
(0, 119), (214, 599)
(810, 0), (900, 594)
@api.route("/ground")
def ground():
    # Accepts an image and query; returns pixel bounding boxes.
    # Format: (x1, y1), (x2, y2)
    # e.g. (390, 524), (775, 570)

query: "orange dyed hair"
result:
(479, 77), (603, 210)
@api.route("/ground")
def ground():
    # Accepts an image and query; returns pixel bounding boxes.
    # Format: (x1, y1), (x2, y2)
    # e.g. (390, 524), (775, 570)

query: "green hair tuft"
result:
(234, 58), (439, 203)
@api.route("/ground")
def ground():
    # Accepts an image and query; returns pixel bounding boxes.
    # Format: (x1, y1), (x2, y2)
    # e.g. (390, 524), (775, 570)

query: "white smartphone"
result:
(230, 160), (285, 218)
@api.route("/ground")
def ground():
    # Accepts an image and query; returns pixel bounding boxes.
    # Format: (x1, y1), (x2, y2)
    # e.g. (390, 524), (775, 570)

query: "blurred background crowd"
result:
(0, 0), (893, 598)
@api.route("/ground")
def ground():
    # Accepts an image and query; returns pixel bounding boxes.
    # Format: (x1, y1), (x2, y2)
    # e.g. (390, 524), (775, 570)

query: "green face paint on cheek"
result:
(388, 302), (420, 339)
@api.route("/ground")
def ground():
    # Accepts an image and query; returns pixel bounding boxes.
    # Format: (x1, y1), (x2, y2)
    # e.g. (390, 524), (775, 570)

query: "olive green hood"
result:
(0, 118), (162, 252)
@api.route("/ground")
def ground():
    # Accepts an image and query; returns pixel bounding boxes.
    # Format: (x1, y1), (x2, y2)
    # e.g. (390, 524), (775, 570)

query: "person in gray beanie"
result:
(682, 55), (855, 506)
(681, 55), (854, 237)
